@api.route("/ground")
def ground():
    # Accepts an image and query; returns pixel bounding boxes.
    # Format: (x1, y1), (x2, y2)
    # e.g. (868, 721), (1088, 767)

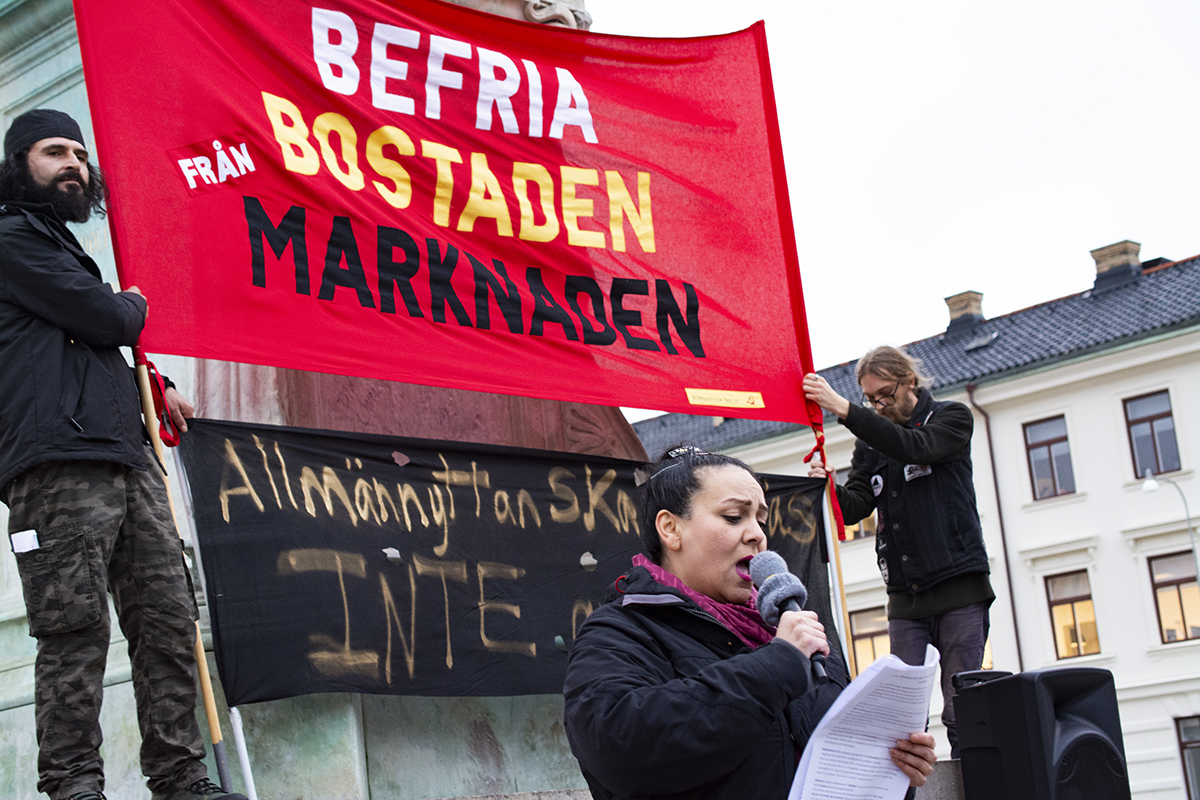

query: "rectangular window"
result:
(835, 470), (876, 541)
(850, 606), (889, 667)
(1046, 571), (1100, 659)
(1181, 716), (1200, 800)
(1124, 390), (1182, 477)
(1024, 416), (1076, 499)
(1150, 552), (1200, 644)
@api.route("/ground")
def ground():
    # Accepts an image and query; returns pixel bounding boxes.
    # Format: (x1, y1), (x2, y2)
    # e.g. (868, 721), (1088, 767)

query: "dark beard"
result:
(22, 175), (92, 223)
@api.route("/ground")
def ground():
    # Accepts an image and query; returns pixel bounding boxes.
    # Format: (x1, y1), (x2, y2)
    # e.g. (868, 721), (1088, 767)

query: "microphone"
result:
(749, 551), (828, 684)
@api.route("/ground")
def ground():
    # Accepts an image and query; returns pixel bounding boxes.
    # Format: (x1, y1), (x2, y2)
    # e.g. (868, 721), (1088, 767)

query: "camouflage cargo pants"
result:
(4, 449), (207, 799)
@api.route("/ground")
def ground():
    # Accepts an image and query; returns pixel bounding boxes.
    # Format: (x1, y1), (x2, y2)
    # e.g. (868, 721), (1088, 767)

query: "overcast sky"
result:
(588, 2), (1200, 417)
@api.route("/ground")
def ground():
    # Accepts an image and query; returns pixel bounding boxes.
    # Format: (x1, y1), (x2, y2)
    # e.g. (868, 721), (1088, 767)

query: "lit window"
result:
(1046, 571), (1100, 659)
(1124, 391), (1181, 477)
(1023, 416), (1075, 499)
(850, 606), (889, 667)
(1150, 552), (1200, 644)
(834, 469), (876, 541)
(1180, 716), (1200, 800)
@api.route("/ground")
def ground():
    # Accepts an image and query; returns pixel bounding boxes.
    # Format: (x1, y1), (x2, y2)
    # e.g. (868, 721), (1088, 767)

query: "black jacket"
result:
(835, 388), (989, 596)
(563, 566), (846, 800)
(0, 201), (148, 490)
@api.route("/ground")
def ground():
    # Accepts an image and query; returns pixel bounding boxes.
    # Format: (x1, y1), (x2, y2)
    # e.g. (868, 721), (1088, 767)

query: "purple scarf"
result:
(632, 554), (776, 649)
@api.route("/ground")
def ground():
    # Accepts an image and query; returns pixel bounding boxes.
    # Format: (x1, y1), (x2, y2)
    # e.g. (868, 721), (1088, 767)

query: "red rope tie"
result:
(141, 356), (181, 447)
(803, 432), (826, 464)
(802, 424), (848, 542)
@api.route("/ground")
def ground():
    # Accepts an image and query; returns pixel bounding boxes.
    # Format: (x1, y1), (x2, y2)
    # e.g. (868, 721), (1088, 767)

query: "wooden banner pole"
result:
(824, 483), (856, 679)
(133, 347), (232, 790)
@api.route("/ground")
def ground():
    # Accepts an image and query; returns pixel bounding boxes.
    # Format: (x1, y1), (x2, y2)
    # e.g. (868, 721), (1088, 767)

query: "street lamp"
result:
(1142, 474), (1200, 587)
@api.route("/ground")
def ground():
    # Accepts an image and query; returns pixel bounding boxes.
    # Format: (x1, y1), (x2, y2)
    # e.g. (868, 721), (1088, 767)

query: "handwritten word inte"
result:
(279, 548), (535, 684)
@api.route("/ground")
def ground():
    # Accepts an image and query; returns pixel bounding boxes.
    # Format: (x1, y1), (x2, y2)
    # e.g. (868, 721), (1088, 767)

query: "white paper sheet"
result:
(10, 529), (39, 553)
(789, 644), (940, 800)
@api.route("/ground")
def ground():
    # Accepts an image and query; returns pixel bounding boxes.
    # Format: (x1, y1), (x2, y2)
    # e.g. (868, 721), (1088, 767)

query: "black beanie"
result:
(4, 109), (85, 160)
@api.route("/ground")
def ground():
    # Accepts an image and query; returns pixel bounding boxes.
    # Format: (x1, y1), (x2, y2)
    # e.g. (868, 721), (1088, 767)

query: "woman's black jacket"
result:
(563, 566), (846, 800)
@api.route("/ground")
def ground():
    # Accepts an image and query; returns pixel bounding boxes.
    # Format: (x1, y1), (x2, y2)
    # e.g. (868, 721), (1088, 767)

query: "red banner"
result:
(73, 0), (820, 424)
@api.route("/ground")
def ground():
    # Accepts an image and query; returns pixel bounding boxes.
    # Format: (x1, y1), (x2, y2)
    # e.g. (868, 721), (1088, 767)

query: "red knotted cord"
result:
(133, 351), (181, 447)
(805, 424), (847, 542)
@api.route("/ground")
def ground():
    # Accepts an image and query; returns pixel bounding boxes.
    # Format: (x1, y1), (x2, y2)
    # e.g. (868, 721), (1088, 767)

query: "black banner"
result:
(180, 419), (831, 705)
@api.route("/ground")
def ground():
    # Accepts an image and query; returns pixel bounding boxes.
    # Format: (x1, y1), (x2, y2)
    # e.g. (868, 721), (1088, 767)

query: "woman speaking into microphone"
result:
(563, 445), (935, 799)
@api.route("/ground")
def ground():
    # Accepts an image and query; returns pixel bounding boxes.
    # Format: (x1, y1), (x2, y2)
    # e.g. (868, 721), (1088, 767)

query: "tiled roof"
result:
(635, 255), (1200, 460)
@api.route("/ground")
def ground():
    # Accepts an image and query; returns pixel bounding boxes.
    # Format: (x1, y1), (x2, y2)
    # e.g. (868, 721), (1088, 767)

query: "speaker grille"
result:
(1054, 735), (1129, 800)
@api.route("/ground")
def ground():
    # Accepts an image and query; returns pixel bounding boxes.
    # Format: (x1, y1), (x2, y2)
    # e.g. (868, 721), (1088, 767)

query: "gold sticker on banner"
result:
(685, 388), (765, 409)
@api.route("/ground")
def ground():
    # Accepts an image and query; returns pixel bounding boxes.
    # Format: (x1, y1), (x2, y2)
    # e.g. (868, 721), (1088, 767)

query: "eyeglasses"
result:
(860, 382), (900, 409)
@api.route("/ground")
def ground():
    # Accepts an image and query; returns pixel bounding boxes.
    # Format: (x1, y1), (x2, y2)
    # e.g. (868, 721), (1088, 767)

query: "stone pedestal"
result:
(438, 0), (592, 29)
(195, 361), (647, 458)
(422, 760), (967, 800)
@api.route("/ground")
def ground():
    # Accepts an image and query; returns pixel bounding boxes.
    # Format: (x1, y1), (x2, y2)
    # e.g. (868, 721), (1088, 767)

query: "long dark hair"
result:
(0, 147), (109, 220)
(639, 444), (758, 564)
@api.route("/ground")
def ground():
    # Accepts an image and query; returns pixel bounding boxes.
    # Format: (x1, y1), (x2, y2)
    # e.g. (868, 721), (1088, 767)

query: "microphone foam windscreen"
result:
(750, 551), (807, 626)
(748, 550), (789, 587)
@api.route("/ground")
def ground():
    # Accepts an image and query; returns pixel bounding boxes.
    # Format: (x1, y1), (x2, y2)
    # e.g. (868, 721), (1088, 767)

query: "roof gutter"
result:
(966, 382), (1024, 673)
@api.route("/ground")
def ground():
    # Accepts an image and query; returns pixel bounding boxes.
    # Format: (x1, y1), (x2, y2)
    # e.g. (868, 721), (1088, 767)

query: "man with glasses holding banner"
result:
(803, 346), (992, 759)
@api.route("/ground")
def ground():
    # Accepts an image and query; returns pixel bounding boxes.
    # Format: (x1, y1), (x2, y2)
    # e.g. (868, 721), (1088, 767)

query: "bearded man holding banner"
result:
(0, 109), (243, 800)
(803, 346), (993, 758)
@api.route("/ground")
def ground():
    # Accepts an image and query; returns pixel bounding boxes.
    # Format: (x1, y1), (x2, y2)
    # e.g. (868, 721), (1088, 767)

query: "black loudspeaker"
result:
(954, 667), (1132, 800)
